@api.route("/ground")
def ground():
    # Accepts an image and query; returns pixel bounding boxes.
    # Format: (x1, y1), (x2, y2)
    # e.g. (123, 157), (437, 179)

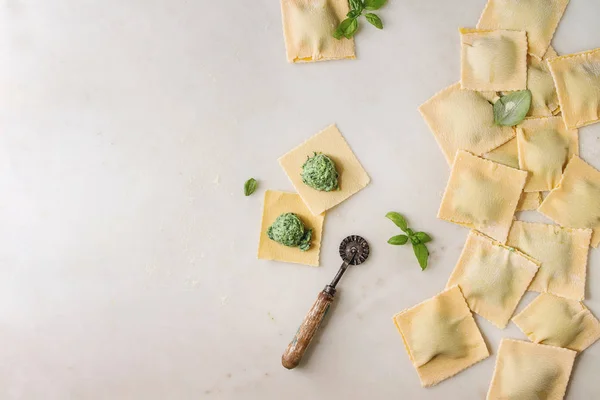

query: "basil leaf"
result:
(413, 243), (429, 271)
(333, 26), (345, 40)
(415, 232), (432, 243)
(386, 212), (408, 231)
(349, 0), (364, 11)
(364, 0), (386, 10)
(410, 235), (420, 245)
(341, 18), (359, 39)
(347, 9), (362, 19)
(244, 178), (258, 196)
(388, 235), (408, 245)
(493, 90), (532, 126)
(365, 13), (383, 29)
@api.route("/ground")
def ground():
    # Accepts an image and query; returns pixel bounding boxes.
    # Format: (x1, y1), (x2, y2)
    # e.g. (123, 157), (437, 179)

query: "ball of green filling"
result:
(267, 213), (313, 251)
(301, 153), (339, 192)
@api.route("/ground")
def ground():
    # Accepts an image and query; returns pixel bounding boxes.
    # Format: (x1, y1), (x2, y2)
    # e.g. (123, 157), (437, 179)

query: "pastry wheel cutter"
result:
(281, 235), (370, 369)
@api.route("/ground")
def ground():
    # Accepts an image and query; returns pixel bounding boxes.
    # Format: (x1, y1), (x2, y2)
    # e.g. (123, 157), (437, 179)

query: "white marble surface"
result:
(1, 0), (599, 399)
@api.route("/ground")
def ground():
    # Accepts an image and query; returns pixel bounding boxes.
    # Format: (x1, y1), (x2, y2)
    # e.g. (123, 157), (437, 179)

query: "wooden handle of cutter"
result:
(282, 290), (334, 369)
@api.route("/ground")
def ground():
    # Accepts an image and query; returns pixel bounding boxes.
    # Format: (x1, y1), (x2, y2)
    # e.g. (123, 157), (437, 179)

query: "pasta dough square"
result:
(477, 0), (569, 58)
(527, 47), (561, 116)
(483, 139), (543, 211)
(279, 124), (370, 216)
(507, 221), (592, 300)
(517, 117), (579, 192)
(392, 286), (489, 387)
(438, 151), (528, 243)
(279, 125), (371, 215)
(257, 190), (324, 266)
(420, 83), (515, 164)
(538, 156), (600, 247)
(280, 0), (356, 63)
(460, 29), (528, 91)
(487, 339), (576, 400)
(513, 293), (600, 352)
(446, 230), (540, 328)
(548, 48), (600, 129)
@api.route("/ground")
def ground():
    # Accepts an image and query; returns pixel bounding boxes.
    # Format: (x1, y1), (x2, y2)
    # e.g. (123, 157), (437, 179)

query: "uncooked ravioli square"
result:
(257, 190), (324, 266)
(513, 293), (600, 352)
(548, 48), (600, 129)
(482, 139), (543, 211)
(538, 156), (600, 247)
(487, 339), (576, 400)
(419, 83), (515, 165)
(438, 151), (528, 243)
(392, 286), (489, 387)
(460, 29), (528, 91)
(278, 124), (370, 216)
(477, 0), (570, 58)
(517, 116), (579, 192)
(446, 230), (539, 328)
(280, 0), (355, 63)
(507, 221), (591, 300)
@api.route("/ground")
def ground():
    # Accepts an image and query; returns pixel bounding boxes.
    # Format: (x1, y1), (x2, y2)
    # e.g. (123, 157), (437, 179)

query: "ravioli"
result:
(517, 116), (579, 192)
(513, 293), (600, 352)
(278, 124), (370, 215)
(392, 286), (489, 387)
(257, 190), (325, 266)
(483, 139), (543, 211)
(438, 151), (527, 243)
(538, 156), (600, 247)
(460, 28), (528, 91)
(420, 83), (515, 164)
(507, 221), (592, 300)
(477, 0), (570, 58)
(548, 48), (600, 129)
(487, 339), (576, 400)
(446, 230), (539, 328)
(527, 47), (561, 116)
(280, 0), (356, 63)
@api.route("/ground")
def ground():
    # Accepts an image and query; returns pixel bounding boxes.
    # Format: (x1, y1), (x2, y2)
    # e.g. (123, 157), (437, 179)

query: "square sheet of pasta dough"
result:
(446, 230), (539, 328)
(257, 190), (324, 266)
(279, 124), (370, 216)
(513, 293), (600, 352)
(280, 0), (355, 63)
(548, 48), (600, 129)
(460, 29), (528, 91)
(487, 339), (576, 400)
(538, 156), (600, 247)
(507, 221), (592, 300)
(477, 0), (569, 58)
(438, 151), (528, 243)
(517, 116), (579, 192)
(483, 139), (543, 211)
(392, 286), (489, 387)
(527, 47), (561, 117)
(420, 83), (515, 165)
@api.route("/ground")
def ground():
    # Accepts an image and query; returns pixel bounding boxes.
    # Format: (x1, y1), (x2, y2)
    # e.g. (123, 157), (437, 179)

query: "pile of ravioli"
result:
(393, 0), (600, 397)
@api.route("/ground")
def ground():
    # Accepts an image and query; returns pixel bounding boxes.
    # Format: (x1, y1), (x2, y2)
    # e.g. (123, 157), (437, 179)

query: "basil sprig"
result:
(386, 212), (432, 271)
(333, 0), (387, 40)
